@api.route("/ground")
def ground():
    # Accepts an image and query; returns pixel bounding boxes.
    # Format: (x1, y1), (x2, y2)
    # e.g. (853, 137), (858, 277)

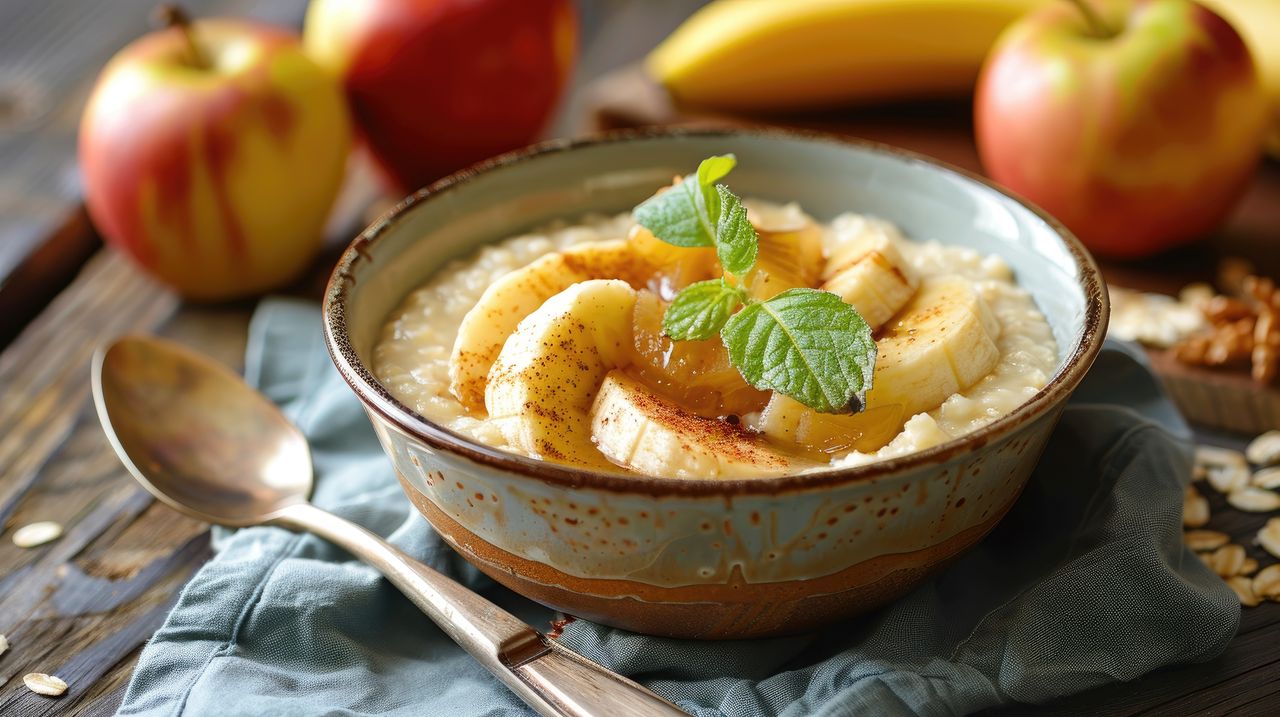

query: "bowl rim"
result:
(322, 126), (1109, 497)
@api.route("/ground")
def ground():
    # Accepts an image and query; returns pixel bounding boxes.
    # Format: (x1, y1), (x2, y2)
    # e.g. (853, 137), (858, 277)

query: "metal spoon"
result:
(91, 335), (686, 717)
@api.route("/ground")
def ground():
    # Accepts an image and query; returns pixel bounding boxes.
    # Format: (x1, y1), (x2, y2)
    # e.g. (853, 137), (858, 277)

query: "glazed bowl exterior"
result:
(323, 129), (1107, 639)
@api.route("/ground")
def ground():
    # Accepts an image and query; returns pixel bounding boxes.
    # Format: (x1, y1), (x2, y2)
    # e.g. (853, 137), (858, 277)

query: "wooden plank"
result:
(0, 258), (230, 713)
(0, 168), (361, 712)
(0, 252), (176, 529)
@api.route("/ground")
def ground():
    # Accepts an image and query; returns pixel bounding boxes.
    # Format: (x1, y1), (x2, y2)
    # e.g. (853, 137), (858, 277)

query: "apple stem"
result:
(155, 4), (209, 69)
(1064, 0), (1114, 38)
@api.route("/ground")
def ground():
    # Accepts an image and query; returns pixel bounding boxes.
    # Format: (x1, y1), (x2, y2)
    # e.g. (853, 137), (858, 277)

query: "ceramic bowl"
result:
(323, 128), (1107, 639)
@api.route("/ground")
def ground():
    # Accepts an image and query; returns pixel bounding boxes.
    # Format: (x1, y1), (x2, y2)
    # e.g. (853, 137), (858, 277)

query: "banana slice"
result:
(484, 280), (637, 471)
(759, 394), (905, 456)
(451, 239), (643, 412)
(820, 217), (919, 330)
(590, 370), (793, 478)
(865, 277), (1001, 418)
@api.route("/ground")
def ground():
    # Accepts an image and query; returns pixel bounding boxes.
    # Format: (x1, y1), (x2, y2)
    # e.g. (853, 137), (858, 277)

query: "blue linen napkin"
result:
(117, 298), (1239, 717)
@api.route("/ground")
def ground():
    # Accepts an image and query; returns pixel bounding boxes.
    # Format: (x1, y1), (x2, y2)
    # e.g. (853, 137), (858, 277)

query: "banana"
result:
(590, 370), (794, 478)
(820, 217), (919, 330)
(1202, 0), (1280, 156)
(484, 280), (637, 471)
(759, 393), (905, 456)
(450, 235), (709, 413)
(864, 276), (1001, 417)
(647, 0), (1042, 112)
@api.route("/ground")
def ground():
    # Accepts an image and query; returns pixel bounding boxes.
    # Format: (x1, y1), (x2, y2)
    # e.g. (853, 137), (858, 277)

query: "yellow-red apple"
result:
(79, 9), (351, 300)
(304, 0), (577, 193)
(975, 0), (1268, 258)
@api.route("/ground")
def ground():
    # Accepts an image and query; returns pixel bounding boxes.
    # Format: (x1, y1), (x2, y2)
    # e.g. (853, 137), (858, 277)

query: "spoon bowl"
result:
(92, 335), (311, 526)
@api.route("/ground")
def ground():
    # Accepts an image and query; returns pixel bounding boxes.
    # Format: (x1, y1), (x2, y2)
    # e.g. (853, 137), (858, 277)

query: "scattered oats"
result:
(1191, 463), (1207, 482)
(1253, 467), (1280, 490)
(1257, 518), (1280, 559)
(11, 521), (62, 548)
(1183, 485), (1210, 528)
(1202, 544), (1248, 577)
(1247, 431), (1280, 467)
(1196, 445), (1250, 494)
(1227, 487), (1280, 512)
(1184, 529), (1230, 552)
(1253, 564), (1280, 601)
(1179, 282), (1216, 308)
(1197, 445), (1249, 469)
(22, 673), (67, 697)
(1241, 558), (1259, 576)
(1208, 466), (1250, 494)
(1108, 287), (1207, 347)
(1226, 576), (1260, 607)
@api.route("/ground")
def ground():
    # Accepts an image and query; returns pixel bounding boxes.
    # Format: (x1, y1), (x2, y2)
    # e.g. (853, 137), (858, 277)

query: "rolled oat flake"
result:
(23, 673), (68, 697)
(11, 520), (62, 548)
(1247, 431), (1280, 467)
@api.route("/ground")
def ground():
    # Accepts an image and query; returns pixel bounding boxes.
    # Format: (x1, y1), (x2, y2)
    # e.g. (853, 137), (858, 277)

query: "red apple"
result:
(80, 8), (351, 300)
(304, 0), (578, 193)
(975, 0), (1269, 258)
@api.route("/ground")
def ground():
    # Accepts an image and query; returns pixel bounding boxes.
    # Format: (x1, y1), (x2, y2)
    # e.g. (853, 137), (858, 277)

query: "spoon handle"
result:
(272, 502), (686, 717)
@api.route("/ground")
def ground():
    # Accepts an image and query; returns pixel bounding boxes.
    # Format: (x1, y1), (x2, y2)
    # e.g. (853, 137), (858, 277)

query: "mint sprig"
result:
(632, 155), (876, 414)
(663, 278), (748, 341)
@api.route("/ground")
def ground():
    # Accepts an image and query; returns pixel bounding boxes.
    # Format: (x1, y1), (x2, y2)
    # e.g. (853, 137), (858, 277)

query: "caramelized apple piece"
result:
(627, 290), (770, 417)
(741, 223), (824, 300)
(628, 225), (719, 300)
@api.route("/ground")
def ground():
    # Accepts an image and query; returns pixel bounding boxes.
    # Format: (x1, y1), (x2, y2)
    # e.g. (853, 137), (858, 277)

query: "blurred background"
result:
(0, 0), (714, 340)
(2, 0), (1278, 402)
(4, 0), (1279, 334)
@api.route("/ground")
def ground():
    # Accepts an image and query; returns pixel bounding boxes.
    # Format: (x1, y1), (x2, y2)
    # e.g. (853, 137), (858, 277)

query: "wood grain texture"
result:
(0, 251), (216, 715)
(0, 173), (362, 714)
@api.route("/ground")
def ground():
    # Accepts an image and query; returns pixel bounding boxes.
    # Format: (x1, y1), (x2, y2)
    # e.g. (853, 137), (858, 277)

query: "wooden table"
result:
(3, 48), (1280, 717)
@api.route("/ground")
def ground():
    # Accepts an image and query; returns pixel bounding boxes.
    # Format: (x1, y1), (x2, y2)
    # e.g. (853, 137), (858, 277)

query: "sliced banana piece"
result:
(758, 393), (904, 456)
(865, 277), (1001, 418)
(820, 218), (919, 330)
(451, 239), (642, 412)
(485, 280), (637, 471)
(590, 370), (793, 479)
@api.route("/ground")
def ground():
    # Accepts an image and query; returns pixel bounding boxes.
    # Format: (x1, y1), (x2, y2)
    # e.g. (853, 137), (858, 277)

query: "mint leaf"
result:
(632, 154), (740, 250)
(697, 154), (736, 221)
(696, 154), (736, 186)
(663, 279), (747, 341)
(633, 179), (713, 248)
(721, 288), (876, 413)
(713, 185), (758, 277)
